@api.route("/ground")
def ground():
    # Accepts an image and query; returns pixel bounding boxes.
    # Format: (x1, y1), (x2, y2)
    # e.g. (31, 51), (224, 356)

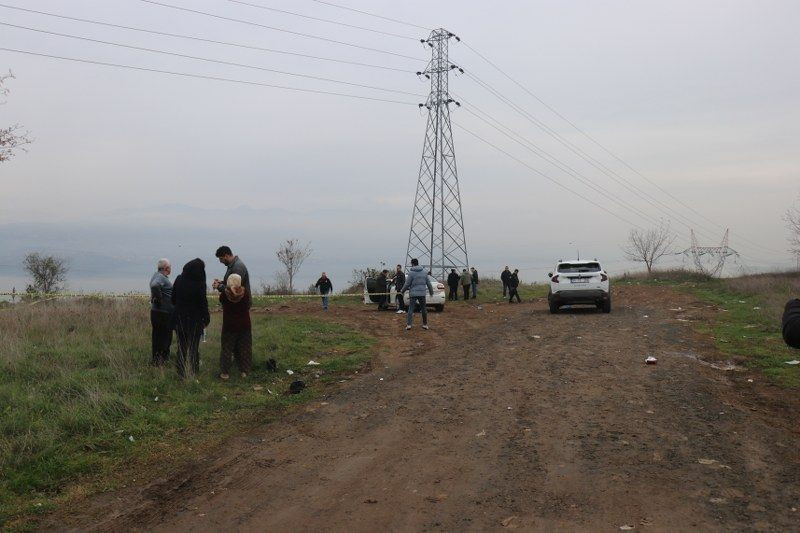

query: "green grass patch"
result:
(0, 299), (374, 528)
(620, 269), (800, 387)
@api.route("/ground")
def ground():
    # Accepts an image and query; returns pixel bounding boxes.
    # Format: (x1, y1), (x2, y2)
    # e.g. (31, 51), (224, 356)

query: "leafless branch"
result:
(623, 223), (677, 274)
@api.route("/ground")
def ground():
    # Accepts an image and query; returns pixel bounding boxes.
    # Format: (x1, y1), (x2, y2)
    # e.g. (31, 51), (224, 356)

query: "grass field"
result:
(619, 269), (800, 387)
(0, 298), (374, 529)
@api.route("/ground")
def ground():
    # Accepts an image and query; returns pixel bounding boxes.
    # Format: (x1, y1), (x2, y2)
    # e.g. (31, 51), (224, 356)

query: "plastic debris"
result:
(532, 335), (541, 339)
(286, 369), (294, 375)
(501, 516), (517, 527)
(307, 360), (321, 366)
(252, 385), (263, 391)
(477, 305), (483, 310)
(645, 356), (657, 364)
(643, 315), (649, 318)
(153, 396), (159, 402)
(698, 458), (717, 465)
(266, 388), (275, 395)
(128, 435), (135, 442)
(784, 360), (800, 365)
(475, 430), (486, 437)
(620, 526), (635, 531)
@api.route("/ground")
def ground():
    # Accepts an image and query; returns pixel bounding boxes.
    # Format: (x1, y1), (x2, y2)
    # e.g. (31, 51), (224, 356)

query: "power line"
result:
(137, 0), (422, 62)
(0, 47), (419, 105)
(0, 21), (424, 97)
(0, 3), (413, 73)
(306, 0), (431, 31)
(457, 98), (668, 230)
(226, 0), (416, 40)
(460, 69), (777, 256)
(460, 39), (786, 256)
(453, 122), (644, 230)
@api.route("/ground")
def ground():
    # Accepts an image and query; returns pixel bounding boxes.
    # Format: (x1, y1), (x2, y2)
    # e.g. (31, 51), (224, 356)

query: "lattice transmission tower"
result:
(680, 229), (739, 277)
(405, 28), (468, 281)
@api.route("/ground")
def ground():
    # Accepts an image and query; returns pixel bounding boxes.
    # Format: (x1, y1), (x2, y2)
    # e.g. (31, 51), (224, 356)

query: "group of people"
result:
(500, 266), (522, 303)
(446, 267), (480, 301)
(149, 246), (252, 379)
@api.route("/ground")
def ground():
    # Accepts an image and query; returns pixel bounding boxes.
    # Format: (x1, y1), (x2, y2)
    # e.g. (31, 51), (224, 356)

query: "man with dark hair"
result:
(149, 258), (174, 366)
(391, 264), (406, 313)
(314, 272), (333, 311)
(213, 246), (250, 299)
(401, 258), (434, 330)
(447, 268), (460, 301)
(508, 269), (521, 303)
(470, 267), (479, 299)
(376, 269), (390, 311)
(500, 266), (511, 297)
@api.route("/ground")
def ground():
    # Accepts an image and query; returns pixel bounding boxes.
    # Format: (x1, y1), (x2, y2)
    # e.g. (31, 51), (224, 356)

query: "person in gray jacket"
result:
(401, 258), (434, 331)
(213, 246), (251, 307)
(149, 258), (174, 366)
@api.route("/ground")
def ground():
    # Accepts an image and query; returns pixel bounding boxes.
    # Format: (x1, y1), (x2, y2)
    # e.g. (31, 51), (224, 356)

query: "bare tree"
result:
(623, 224), (676, 275)
(275, 239), (312, 294)
(1, 71), (32, 163)
(784, 195), (800, 260)
(23, 253), (68, 293)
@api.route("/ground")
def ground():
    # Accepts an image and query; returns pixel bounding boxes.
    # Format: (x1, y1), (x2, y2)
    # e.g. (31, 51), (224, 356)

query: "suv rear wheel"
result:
(549, 301), (559, 314)
(601, 296), (611, 313)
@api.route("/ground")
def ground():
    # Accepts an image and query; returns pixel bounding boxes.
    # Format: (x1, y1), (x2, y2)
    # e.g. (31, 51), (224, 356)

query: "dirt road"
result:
(61, 285), (800, 532)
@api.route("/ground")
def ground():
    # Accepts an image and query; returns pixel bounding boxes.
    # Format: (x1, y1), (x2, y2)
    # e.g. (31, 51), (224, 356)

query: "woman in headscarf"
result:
(171, 258), (210, 378)
(218, 273), (252, 380)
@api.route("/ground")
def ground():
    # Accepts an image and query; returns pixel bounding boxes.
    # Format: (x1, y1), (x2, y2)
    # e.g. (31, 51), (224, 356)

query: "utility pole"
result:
(681, 229), (738, 277)
(405, 28), (468, 281)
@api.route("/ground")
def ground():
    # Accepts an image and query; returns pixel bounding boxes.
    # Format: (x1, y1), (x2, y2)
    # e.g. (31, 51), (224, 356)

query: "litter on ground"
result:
(307, 360), (321, 366)
(645, 356), (657, 364)
(784, 360), (800, 365)
(286, 369), (294, 375)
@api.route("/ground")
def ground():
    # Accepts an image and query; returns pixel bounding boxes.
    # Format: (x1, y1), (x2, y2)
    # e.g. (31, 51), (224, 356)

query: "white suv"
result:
(547, 260), (610, 313)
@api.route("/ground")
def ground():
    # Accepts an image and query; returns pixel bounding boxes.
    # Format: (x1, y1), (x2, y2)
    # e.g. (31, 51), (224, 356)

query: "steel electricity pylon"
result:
(681, 229), (739, 277)
(405, 28), (468, 281)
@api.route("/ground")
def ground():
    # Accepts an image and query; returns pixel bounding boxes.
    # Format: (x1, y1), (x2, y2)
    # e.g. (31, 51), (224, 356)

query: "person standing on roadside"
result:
(401, 258), (434, 330)
(376, 269), (390, 311)
(460, 268), (471, 301)
(213, 246), (250, 306)
(391, 264), (406, 314)
(508, 268), (521, 303)
(171, 258), (210, 378)
(149, 258), (174, 366)
(219, 274), (252, 380)
(500, 266), (511, 297)
(315, 272), (333, 311)
(470, 267), (479, 299)
(447, 268), (460, 301)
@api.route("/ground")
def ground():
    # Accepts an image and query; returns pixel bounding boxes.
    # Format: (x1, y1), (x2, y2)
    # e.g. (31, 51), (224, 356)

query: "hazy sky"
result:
(1, 0), (799, 291)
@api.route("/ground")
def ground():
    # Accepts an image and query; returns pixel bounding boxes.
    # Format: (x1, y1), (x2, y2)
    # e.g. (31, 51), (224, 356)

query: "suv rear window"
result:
(557, 262), (601, 273)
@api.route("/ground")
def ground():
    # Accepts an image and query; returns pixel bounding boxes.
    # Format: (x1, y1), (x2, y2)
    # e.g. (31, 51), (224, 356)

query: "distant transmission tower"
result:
(405, 28), (468, 280)
(681, 229), (739, 277)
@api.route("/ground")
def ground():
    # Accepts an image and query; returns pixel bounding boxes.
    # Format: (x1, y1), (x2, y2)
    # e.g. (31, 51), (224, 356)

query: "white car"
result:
(547, 259), (610, 313)
(363, 274), (447, 312)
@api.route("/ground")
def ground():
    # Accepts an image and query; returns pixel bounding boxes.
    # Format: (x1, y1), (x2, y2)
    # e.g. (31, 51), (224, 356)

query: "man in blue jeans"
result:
(401, 258), (434, 331)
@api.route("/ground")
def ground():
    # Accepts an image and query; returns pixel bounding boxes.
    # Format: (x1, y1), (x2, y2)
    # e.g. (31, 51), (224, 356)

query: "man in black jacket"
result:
(391, 264), (406, 313)
(782, 299), (800, 348)
(376, 269), (390, 310)
(447, 268), (460, 301)
(500, 266), (511, 297)
(508, 269), (521, 303)
(314, 272), (333, 310)
(470, 267), (479, 299)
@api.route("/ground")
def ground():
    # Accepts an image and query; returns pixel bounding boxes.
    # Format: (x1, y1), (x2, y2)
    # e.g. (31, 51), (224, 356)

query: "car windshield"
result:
(557, 262), (601, 273)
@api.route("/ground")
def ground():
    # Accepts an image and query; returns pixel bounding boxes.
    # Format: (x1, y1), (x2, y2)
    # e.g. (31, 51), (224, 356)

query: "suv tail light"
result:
(551, 275), (560, 283)
(600, 273), (608, 282)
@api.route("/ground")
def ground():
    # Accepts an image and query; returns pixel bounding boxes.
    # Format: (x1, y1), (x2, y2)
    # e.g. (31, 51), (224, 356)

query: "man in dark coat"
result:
(508, 269), (521, 303)
(500, 266), (511, 297)
(376, 269), (390, 311)
(391, 264), (406, 313)
(171, 258), (210, 378)
(447, 268), (460, 301)
(314, 272), (333, 310)
(470, 267), (479, 299)
(782, 299), (800, 348)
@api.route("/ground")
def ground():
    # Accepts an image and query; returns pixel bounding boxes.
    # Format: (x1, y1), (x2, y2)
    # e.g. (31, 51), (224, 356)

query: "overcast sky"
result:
(1, 0), (799, 291)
